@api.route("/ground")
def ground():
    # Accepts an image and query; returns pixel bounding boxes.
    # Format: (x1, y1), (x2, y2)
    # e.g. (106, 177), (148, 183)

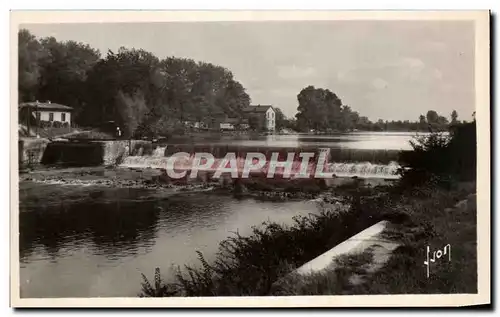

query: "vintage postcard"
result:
(10, 10), (490, 307)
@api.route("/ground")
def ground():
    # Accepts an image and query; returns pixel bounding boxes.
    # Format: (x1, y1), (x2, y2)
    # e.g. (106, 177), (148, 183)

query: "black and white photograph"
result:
(10, 11), (490, 307)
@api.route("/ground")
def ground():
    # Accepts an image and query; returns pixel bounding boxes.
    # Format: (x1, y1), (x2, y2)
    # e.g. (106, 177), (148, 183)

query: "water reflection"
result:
(20, 189), (160, 261)
(168, 132), (422, 151)
(19, 185), (319, 298)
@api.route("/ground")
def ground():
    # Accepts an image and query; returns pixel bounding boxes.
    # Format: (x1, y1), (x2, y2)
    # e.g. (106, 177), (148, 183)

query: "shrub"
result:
(139, 268), (177, 297)
(139, 189), (385, 297)
(398, 121), (476, 187)
(39, 120), (52, 128)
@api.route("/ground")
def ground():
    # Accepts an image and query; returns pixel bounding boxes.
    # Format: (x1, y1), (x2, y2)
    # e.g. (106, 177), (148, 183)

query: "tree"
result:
(248, 115), (261, 131)
(115, 90), (148, 138)
(437, 116), (449, 126)
(451, 110), (458, 125)
(274, 107), (286, 131)
(19, 29), (252, 133)
(295, 85), (343, 132)
(284, 118), (298, 131)
(419, 115), (426, 125)
(426, 110), (439, 124)
(82, 48), (157, 126)
(18, 29), (44, 102)
(37, 36), (101, 121)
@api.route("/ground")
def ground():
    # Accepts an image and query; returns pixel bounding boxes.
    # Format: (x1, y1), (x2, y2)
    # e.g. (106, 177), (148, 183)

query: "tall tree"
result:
(36, 37), (101, 121)
(18, 29), (44, 102)
(426, 110), (439, 124)
(83, 48), (160, 127)
(115, 90), (148, 138)
(274, 107), (286, 131)
(451, 110), (458, 125)
(295, 85), (343, 132)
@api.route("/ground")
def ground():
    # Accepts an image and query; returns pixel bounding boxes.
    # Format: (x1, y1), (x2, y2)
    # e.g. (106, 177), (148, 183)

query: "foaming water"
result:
(328, 162), (400, 179)
(120, 132), (410, 178)
(152, 146), (166, 157)
(121, 153), (401, 179)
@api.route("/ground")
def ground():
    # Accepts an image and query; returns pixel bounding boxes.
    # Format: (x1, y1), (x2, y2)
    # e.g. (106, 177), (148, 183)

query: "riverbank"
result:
(139, 180), (476, 297)
(19, 166), (393, 203)
(271, 181), (477, 295)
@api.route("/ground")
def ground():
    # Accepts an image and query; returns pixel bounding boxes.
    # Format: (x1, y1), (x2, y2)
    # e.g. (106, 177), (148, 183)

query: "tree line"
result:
(18, 29), (252, 137)
(284, 85), (468, 133)
(19, 29), (469, 136)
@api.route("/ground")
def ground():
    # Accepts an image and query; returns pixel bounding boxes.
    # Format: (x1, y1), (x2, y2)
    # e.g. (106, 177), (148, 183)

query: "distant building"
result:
(182, 121), (205, 129)
(242, 104), (275, 131)
(19, 101), (73, 126)
(219, 118), (248, 131)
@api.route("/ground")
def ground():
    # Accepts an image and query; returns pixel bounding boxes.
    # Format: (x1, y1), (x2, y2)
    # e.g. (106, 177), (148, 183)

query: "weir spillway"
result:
(120, 144), (402, 180)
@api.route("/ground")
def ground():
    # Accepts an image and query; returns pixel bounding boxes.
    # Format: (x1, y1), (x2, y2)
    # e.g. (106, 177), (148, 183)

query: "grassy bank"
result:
(139, 180), (476, 297)
(271, 181), (477, 295)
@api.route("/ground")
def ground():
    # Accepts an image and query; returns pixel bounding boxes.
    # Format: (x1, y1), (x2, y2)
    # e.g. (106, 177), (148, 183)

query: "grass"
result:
(271, 181), (477, 295)
(139, 187), (386, 297)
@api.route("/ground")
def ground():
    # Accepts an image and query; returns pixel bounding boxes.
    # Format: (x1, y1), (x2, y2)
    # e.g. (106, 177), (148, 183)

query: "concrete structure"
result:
(18, 138), (50, 167)
(18, 139), (152, 167)
(242, 104), (275, 131)
(294, 220), (399, 275)
(19, 101), (73, 126)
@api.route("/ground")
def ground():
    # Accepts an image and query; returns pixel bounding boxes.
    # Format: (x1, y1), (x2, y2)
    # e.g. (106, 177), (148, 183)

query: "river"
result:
(19, 132), (420, 298)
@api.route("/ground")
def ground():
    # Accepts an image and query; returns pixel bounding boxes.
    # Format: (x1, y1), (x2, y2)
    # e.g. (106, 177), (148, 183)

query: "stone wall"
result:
(19, 138), (153, 168)
(41, 141), (105, 166)
(18, 138), (50, 167)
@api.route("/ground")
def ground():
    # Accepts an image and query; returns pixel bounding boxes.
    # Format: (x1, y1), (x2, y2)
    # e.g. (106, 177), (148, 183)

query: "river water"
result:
(19, 132), (419, 298)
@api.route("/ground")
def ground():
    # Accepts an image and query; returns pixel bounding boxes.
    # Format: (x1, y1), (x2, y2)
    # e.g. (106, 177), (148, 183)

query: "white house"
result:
(242, 104), (275, 131)
(19, 101), (73, 126)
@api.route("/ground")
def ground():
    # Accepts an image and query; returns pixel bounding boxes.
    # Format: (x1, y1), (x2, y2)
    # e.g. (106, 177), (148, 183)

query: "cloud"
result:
(276, 65), (317, 79)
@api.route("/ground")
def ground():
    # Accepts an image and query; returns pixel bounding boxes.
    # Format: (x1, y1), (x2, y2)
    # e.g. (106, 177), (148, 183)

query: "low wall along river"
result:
(18, 139), (151, 167)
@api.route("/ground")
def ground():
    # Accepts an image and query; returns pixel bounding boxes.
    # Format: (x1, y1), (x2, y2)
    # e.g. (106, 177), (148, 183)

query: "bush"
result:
(139, 190), (385, 297)
(39, 120), (52, 128)
(398, 121), (476, 187)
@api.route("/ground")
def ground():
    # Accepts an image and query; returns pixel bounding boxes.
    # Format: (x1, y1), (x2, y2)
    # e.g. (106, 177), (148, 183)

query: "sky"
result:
(24, 20), (475, 121)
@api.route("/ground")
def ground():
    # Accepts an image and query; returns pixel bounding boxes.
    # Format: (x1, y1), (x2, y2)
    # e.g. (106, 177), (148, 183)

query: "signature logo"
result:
(424, 244), (451, 278)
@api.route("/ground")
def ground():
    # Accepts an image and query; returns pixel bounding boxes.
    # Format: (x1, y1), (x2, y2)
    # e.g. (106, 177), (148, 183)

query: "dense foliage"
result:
(398, 120), (476, 187)
(293, 85), (464, 133)
(20, 30), (467, 137)
(19, 29), (252, 137)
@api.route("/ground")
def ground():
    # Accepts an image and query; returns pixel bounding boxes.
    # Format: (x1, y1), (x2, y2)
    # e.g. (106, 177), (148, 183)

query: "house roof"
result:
(19, 101), (73, 111)
(242, 105), (273, 113)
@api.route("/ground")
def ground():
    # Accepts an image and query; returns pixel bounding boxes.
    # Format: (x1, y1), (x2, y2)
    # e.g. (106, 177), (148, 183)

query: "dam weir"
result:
(121, 143), (402, 179)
